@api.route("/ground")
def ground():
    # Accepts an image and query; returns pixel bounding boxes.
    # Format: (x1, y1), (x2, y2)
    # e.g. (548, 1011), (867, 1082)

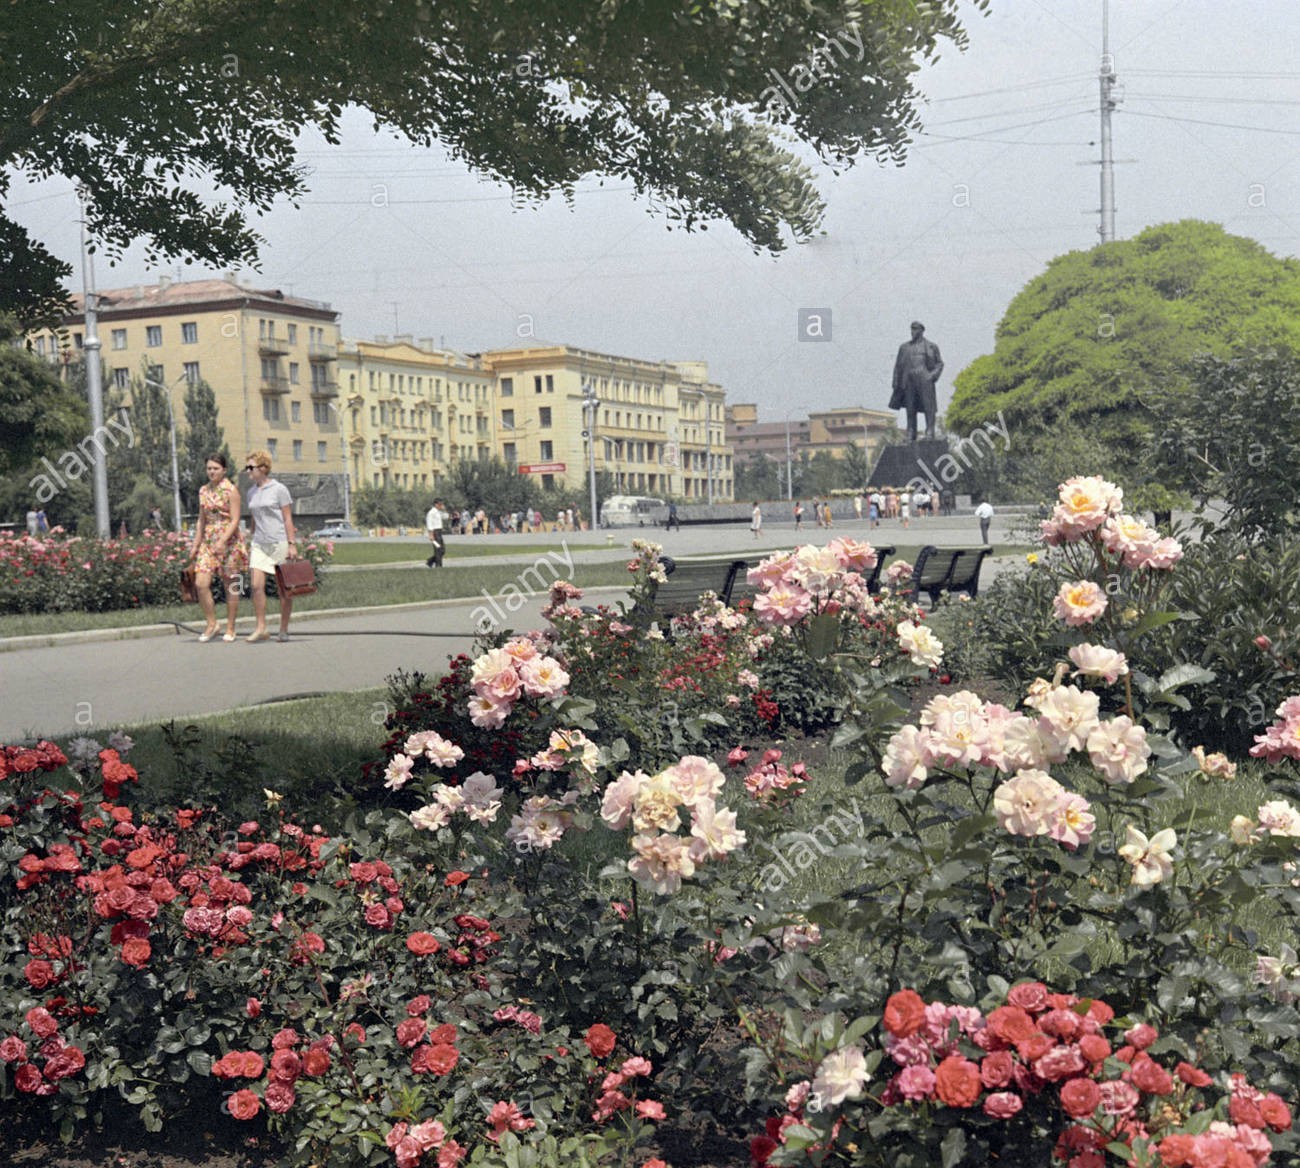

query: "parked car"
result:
(601, 495), (669, 527)
(309, 521), (364, 539)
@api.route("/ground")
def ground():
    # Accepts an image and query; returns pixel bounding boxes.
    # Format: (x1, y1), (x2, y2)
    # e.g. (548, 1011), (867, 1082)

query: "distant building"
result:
(337, 337), (494, 491)
(30, 276), (345, 515)
(727, 404), (896, 467)
(479, 346), (733, 501)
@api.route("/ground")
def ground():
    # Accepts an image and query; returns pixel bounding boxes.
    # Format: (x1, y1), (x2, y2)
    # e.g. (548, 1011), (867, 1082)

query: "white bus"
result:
(601, 495), (669, 527)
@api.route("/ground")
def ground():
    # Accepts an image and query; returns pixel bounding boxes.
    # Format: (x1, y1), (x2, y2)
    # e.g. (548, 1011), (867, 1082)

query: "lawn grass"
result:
(329, 540), (578, 566)
(97, 688), (390, 824)
(0, 560), (634, 639)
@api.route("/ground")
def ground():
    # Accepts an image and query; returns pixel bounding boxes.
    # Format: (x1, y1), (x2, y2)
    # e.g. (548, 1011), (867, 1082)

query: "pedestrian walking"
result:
(899, 490), (911, 529)
(854, 493), (863, 521)
(189, 453), (247, 642)
(793, 500), (804, 531)
(750, 501), (763, 539)
(425, 498), (446, 567)
(975, 499), (995, 546)
(666, 502), (680, 531)
(244, 449), (299, 643)
(25, 509), (38, 536)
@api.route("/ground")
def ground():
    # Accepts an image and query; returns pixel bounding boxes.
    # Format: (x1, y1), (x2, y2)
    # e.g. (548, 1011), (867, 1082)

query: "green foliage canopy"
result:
(0, 0), (983, 325)
(947, 220), (1300, 496)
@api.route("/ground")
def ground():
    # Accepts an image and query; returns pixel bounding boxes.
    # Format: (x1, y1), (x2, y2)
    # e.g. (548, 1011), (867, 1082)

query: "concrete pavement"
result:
(0, 512), (1024, 742)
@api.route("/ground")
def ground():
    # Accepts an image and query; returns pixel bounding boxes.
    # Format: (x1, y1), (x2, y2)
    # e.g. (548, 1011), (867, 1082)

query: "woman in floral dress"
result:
(189, 454), (247, 642)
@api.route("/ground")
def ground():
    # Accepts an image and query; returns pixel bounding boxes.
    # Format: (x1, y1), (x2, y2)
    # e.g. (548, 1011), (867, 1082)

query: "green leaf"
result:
(941, 1126), (967, 1168)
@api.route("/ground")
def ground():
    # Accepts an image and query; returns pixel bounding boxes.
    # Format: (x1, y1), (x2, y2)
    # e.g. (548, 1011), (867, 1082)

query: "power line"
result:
(1122, 107), (1300, 137)
(924, 73), (1094, 103)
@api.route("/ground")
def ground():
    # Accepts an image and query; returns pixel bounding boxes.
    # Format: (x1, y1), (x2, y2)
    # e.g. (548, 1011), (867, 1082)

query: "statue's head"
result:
(910, 320), (925, 335)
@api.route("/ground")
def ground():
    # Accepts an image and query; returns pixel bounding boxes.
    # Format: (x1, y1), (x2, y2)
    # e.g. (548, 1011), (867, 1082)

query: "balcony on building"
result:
(260, 374), (290, 395)
(258, 335), (290, 357)
(309, 378), (339, 399)
(307, 341), (337, 362)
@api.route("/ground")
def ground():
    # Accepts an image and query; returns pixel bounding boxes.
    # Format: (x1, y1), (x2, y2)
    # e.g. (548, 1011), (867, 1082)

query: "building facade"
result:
(480, 346), (733, 501)
(727, 404), (896, 466)
(31, 277), (345, 514)
(336, 338), (495, 492)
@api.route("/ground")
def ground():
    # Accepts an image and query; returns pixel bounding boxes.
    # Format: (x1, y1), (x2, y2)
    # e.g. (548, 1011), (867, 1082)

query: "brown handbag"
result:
(180, 568), (198, 604)
(274, 559), (318, 598)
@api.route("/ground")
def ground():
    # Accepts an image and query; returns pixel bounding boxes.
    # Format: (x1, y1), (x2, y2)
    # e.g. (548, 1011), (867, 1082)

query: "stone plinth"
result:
(868, 439), (950, 489)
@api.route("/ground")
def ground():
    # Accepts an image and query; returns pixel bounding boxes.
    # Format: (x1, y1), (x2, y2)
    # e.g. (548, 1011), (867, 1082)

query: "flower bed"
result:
(4, 511), (1300, 1167)
(0, 532), (333, 615)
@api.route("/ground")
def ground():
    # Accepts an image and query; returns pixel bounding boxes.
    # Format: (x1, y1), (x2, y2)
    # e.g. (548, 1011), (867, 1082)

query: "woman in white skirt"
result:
(750, 501), (763, 539)
(244, 450), (300, 643)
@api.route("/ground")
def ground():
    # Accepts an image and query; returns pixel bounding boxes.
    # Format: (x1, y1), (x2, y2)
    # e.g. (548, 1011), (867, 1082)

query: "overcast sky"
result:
(9, 0), (1300, 426)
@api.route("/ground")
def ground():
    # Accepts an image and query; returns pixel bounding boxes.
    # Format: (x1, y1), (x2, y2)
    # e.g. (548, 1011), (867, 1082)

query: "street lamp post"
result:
(144, 377), (184, 532)
(581, 382), (600, 528)
(79, 193), (110, 538)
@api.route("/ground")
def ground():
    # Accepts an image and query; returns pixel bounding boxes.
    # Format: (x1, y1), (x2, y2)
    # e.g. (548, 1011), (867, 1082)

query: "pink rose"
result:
(983, 1091), (1023, 1119)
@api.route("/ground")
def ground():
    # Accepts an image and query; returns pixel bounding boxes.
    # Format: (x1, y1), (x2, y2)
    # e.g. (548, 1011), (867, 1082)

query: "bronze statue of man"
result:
(889, 321), (943, 442)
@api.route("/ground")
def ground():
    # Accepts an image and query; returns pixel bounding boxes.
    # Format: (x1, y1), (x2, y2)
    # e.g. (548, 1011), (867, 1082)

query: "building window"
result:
(112, 368), (129, 389)
(501, 409), (515, 429)
(289, 362), (300, 385)
(263, 398), (280, 422)
(541, 474), (554, 490)
(287, 324), (298, 345)
(111, 329), (127, 350)
(292, 440), (303, 461)
(534, 375), (542, 394)
(146, 326), (162, 347)
(370, 406), (378, 426)
(318, 442), (328, 462)
(147, 364), (164, 383)
(539, 440), (553, 460)
(261, 357), (278, 380)
(503, 442), (516, 463)
(183, 362), (200, 384)
(181, 322), (198, 344)
(267, 438), (277, 457)
(500, 377), (513, 396)
(313, 401), (329, 424)
(291, 401), (301, 423)
(545, 374), (554, 393)
(538, 407), (552, 427)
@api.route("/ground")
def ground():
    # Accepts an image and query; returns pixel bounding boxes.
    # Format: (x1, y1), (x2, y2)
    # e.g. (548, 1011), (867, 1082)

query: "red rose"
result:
(933, 1056), (982, 1108)
(1130, 1056), (1173, 1096)
(429, 1024), (457, 1046)
(24, 1007), (58, 1038)
(986, 1006), (1037, 1045)
(24, 960), (56, 988)
(1060, 1078), (1101, 1119)
(417, 1043), (458, 1075)
(585, 1023), (617, 1059)
(246, 997), (261, 1019)
(882, 990), (927, 1039)
(406, 932), (441, 956)
(982, 1091), (1023, 1119)
(1078, 1035), (1111, 1064)
(396, 1018), (427, 1048)
(980, 1051), (1015, 1088)
(1015, 1032), (1055, 1063)
(0, 1036), (29, 1062)
(1175, 1061), (1212, 1088)
(302, 1048), (331, 1076)
(407, 995), (432, 1016)
(364, 903), (392, 930)
(14, 1063), (43, 1093)
(1156, 1135), (1196, 1168)
(445, 871), (470, 886)
(1124, 1023), (1157, 1051)
(749, 1135), (778, 1166)
(120, 938), (151, 968)
(227, 1089), (261, 1120)
(264, 1081), (296, 1113)
(44, 1045), (85, 1080)
(1005, 982), (1049, 1013)
(270, 1049), (301, 1083)
(237, 1051), (266, 1078)
(1230, 1094), (1264, 1128)
(1260, 1094), (1292, 1132)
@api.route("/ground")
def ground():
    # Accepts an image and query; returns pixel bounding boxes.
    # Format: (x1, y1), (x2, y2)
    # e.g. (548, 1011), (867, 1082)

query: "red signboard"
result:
(517, 462), (566, 474)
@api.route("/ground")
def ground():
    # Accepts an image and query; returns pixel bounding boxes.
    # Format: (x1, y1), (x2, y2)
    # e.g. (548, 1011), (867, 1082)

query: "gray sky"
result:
(9, 1), (1300, 426)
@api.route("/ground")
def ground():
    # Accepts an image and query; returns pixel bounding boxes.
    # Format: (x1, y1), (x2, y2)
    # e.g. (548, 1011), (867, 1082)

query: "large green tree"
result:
(179, 379), (230, 514)
(947, 220), (1300, 500)
(0, 0), (982, 325)
(0, 318), (89, 479)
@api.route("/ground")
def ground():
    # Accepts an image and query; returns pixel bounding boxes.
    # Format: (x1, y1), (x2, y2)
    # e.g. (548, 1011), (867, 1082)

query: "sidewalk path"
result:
(1, 515), (1025, 742)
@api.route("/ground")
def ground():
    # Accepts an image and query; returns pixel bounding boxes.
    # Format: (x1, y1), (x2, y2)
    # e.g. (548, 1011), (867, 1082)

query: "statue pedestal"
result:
(868, 439), (950, 490)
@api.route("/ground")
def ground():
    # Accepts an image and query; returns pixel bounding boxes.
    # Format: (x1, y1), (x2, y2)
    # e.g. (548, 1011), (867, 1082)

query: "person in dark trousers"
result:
(975, 500), (994, 545)
(666, 502), (680, 531)
(425, 499), (446, 567)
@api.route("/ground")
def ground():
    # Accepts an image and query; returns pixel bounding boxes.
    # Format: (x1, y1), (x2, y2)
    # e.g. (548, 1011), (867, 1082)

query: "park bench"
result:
(629, 555), (749, 629)
(906, 545), (992, 607)
(726, 546), (896, 611)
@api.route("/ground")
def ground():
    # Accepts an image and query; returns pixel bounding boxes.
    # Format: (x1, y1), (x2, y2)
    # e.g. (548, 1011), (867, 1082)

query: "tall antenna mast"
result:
(1098, 0), (1118, 241)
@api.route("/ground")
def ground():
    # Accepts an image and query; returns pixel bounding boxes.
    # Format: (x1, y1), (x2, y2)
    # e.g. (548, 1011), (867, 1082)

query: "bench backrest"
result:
(650, 558), (747, 619)
(909, 545), (991, 605)
(864, 545), (895, 592)
(946, 548), (992, 597)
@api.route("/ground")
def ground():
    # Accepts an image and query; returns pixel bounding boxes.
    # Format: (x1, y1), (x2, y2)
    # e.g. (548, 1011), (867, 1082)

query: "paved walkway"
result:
(1, 513), (1025, 742)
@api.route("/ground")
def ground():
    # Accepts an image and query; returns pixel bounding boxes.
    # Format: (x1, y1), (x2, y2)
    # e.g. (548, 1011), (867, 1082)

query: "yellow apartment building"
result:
(336, 337), (495, 491)
(480, 346), (733, 501)
(727, 404), (896, 467)
(30, 276), (345, 514)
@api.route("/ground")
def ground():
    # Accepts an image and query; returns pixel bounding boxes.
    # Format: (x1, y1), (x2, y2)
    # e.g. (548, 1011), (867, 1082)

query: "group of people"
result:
(24, 508), (49, 536)
(791, 499), (836, 530)
(188, 451), (301, 644)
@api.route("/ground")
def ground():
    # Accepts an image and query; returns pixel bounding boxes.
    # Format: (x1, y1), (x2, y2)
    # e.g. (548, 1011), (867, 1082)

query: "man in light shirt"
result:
(425, 499), (446, 567)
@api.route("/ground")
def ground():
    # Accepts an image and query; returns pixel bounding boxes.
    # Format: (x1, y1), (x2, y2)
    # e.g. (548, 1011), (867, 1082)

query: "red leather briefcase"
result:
(274, 560), (318, 598)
